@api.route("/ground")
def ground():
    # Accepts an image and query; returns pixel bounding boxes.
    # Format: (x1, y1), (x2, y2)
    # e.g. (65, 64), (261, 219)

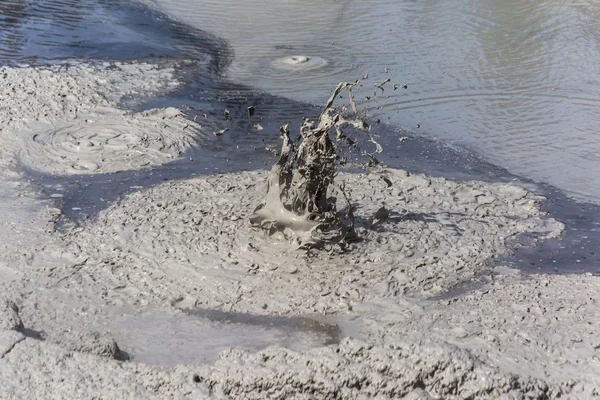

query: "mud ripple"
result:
(271, 55), (328, 71)
(19, 108), (202, 175)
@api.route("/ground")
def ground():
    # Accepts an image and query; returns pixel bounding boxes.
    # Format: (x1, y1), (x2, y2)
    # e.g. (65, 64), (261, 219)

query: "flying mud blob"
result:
(19, 108), (203, 175)
(271, 55), (328, 71)
(250, 81), (382, 248)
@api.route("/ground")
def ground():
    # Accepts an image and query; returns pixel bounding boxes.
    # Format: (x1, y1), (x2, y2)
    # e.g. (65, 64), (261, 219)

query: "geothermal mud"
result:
(38, 168), (560, 313)
(0, 62), (599, 399)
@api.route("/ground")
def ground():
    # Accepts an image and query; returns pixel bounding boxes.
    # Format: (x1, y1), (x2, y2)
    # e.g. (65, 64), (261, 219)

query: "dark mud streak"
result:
(183, 308), (342, 346)
(0, 336), (25, 359)
(505, 183), (600, 274)
(16, 327), (46, 341)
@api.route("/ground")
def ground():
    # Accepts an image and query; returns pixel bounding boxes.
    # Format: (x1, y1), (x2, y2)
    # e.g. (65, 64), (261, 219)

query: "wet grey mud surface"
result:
(1, 0), (599, 277)
(1, 1), (600, 399)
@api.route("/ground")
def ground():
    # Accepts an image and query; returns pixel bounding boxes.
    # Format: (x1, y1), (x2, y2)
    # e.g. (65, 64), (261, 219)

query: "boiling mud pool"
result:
(139, 0), (600, 276)
(1, 0), (599, 275)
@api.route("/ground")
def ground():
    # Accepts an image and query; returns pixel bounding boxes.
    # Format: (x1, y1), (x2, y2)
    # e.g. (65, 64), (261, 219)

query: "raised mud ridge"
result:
(20, 107), (200, 174)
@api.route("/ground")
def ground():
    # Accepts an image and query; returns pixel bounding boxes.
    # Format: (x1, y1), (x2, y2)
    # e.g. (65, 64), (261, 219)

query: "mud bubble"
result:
(271, 55), (328, 71)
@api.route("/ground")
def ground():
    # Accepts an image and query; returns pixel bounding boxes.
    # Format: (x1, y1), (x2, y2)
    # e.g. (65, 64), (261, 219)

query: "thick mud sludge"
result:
(0, 61), (599, 399)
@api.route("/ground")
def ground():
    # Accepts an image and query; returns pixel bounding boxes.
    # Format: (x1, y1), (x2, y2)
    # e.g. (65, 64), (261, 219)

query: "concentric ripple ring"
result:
(271, 55), (328, 71)
(19, 108), (201, 175)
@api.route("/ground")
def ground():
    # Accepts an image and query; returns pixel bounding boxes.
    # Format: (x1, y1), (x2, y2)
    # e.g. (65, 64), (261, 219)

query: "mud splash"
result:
(0, 60), (599, 398)
(250, 81), (380, 247)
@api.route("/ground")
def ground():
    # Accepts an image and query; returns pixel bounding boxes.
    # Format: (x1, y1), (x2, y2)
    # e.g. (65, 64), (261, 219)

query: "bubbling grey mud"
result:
(2, 62), (600, 398)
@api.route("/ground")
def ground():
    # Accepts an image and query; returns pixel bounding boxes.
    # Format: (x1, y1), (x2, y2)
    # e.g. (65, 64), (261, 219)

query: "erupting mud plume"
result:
(250, 81), (382, 247)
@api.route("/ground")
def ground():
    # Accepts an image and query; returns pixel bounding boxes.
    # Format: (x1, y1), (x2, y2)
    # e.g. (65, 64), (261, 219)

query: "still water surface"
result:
(143, 0), (600, 203)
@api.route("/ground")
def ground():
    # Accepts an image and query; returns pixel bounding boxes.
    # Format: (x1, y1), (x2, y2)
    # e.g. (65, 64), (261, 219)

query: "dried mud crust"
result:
(53, 167), (562, 315)
(195, 337), (566, 400)
(0, 335), (208, 399)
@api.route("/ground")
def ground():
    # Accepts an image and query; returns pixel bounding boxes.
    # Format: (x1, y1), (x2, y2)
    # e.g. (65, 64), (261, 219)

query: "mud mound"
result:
(0, 62), (182, 134)
(0, 336), (207, 399)
(0, 298), (23, 332)
(0, 62), (201, 176)
(271, 55), (329, 71)
(54, 330), (125, 360)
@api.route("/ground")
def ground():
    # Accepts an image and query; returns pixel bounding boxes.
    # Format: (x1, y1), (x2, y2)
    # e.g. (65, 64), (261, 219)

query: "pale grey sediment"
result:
(0, 62), (599, 399)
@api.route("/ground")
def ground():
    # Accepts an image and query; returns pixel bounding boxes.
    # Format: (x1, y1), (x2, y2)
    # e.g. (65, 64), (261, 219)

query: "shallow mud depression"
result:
(0, 43), (600, 400)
